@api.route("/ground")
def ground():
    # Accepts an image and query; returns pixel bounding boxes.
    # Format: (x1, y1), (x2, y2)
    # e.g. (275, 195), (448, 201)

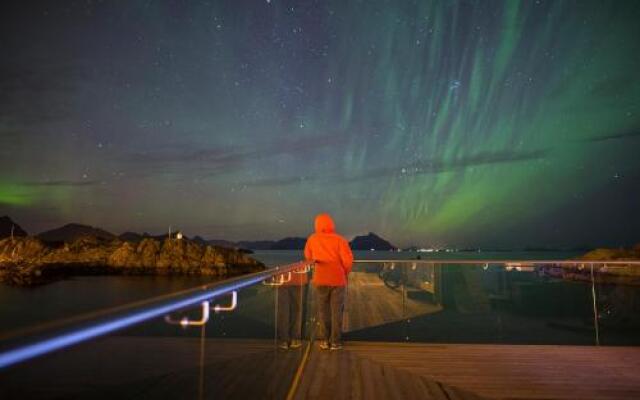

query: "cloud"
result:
(244, 149), (548, 187)
(124, 132), (348, 175)
(585, 129), (640, 143)
(243, 176), (313, 187)
(21, 180), (100, 187)
(339, 149), (548, 182)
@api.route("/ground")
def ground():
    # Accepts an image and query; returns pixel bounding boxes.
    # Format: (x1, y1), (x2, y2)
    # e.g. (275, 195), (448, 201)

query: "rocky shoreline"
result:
(0, 236), (265, 286)
(534, 244), (640, 286)
(580, 244), (640, 261)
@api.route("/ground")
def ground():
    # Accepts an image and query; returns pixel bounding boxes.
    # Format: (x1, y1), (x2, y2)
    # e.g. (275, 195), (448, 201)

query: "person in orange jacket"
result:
(304, 213), (353, 350)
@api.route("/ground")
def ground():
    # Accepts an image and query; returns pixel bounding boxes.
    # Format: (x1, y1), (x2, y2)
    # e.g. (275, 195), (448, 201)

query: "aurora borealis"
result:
(1, 0), (639, 248)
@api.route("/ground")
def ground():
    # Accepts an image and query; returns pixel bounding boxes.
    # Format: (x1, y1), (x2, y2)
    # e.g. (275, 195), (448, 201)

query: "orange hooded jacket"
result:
(304, 213), (353, 287)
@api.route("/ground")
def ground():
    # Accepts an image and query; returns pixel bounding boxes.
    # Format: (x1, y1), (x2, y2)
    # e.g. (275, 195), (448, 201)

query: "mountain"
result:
(38, 223), (116, 243)
(117, 232), (260, 253)
(236, 240), (276, 250)
(235, 238), (307, 250)
(350, 232), (396, 251)
(0, 216), (28, 239)
(206, 238), (240, 248)
(271, 237), (306, 250)
(119, 231), (145, 242)
(119, 231), (175, 243)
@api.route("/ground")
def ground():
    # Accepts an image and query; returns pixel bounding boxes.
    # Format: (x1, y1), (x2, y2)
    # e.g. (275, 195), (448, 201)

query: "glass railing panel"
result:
(341, 261), (608, 345)
(0, 264), (313, 399)
(412, 262), (596, 344)
(0, 275), (219, 338)
(593, 262), (640, 346)
(339, 262), (408, 342)
(276, 274), (312, 349)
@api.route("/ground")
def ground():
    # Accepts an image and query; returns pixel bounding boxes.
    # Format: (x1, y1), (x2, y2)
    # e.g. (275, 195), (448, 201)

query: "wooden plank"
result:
(336, 342), (640, 400)
(0, 337), (301, 400)
(344, 271), (442, 332)
(3, 336), (640, 399)
(293, 343), (485, 400)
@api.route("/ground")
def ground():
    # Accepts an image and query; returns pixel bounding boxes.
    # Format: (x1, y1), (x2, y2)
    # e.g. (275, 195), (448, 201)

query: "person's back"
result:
(304, 213), (353, 350)
(304, 213), (353, 286)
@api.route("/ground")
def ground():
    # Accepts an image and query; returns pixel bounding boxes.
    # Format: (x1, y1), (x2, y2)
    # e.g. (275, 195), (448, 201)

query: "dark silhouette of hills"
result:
(38, 223), (116, 243)
(201, 238), (253, 253)
(118, 232), (254, 253)
(0, 216), (28, 239)
(236, 240), (277, 250)
(219, 233), (398, 251)
(350, 232), (396, 251)
(271, 237), (306, 250)
(118, 231), (172, 242)
(206, 238), (241, 248)
(235, 237), (306, 250)
(119, 231), (145, 242)
(28, 219), (392, 252)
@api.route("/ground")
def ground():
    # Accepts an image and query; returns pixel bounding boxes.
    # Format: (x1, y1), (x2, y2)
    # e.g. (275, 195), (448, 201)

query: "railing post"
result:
(590, 263), (600, 346)
(402, 264), (409, 341)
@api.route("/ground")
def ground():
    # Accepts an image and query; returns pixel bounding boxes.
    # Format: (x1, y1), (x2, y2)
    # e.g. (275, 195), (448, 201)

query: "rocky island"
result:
(0, 216), (28, 238)
(0, 234), (265, 287)
(535, 243), (640, 285)
(350, 232), (397, 251)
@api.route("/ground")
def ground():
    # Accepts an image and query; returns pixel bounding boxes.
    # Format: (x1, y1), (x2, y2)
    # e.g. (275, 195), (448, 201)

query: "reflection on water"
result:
(1, 252), (639, 400)
(345, 262), (640, 346)
(0, 250), (298, 336)
(1, 251), (639, 346)
(0, 276), (211, 336)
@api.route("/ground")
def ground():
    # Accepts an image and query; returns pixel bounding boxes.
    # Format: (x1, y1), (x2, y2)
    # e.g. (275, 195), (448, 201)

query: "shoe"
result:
(290, 340), (302, 349)
(330, 343), (343, 351)
(278, 341), (289, 350)
(319, 341), (330, 350)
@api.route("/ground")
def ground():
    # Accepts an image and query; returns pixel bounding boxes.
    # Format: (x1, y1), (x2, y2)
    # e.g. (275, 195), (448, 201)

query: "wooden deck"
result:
(243, 270), (442, 333)
(2, 336), (640, 399)
(0, 337), (303, 399)
(294, 342), (640, 400)
(344, 271), (442, 332)
(3, 270), (640, 399)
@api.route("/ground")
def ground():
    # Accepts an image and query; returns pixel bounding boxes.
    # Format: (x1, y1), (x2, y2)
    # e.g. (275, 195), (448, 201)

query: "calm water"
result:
(4, 250), (639, 346)
(0, 250), (576, 334)
(253, 249), (583, 267)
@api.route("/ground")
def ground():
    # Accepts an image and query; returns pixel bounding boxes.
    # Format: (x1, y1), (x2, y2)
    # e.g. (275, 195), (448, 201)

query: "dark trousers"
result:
(315, 286), (346, 345)
(277, 285), (306, 342)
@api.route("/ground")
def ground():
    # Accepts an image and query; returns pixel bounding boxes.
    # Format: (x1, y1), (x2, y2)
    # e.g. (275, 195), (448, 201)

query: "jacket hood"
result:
(314, 213), (335, 234)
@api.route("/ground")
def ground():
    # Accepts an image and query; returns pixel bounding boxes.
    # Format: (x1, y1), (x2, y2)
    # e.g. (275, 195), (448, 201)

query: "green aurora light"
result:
(0, 0), (638, 247)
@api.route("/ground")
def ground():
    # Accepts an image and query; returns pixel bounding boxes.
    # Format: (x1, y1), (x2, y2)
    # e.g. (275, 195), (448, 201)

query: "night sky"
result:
(1, 0), (639, 248)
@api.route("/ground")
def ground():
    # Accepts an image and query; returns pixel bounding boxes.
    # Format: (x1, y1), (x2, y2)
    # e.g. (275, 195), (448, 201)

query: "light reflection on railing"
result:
(0, 261), (313, 370)
(352, 259), (640, 346)
(1, 259), (637, 370)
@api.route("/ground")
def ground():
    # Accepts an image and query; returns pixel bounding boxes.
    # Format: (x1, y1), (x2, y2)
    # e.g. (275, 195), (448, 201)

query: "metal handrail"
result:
(1, 258), (635, 369)
(164, 291), (239, 327)
(0, 261), (314, 370)
(165, 301), (211, 327)
(262, 271), (293, 286)
(213, 290), (238, 312)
